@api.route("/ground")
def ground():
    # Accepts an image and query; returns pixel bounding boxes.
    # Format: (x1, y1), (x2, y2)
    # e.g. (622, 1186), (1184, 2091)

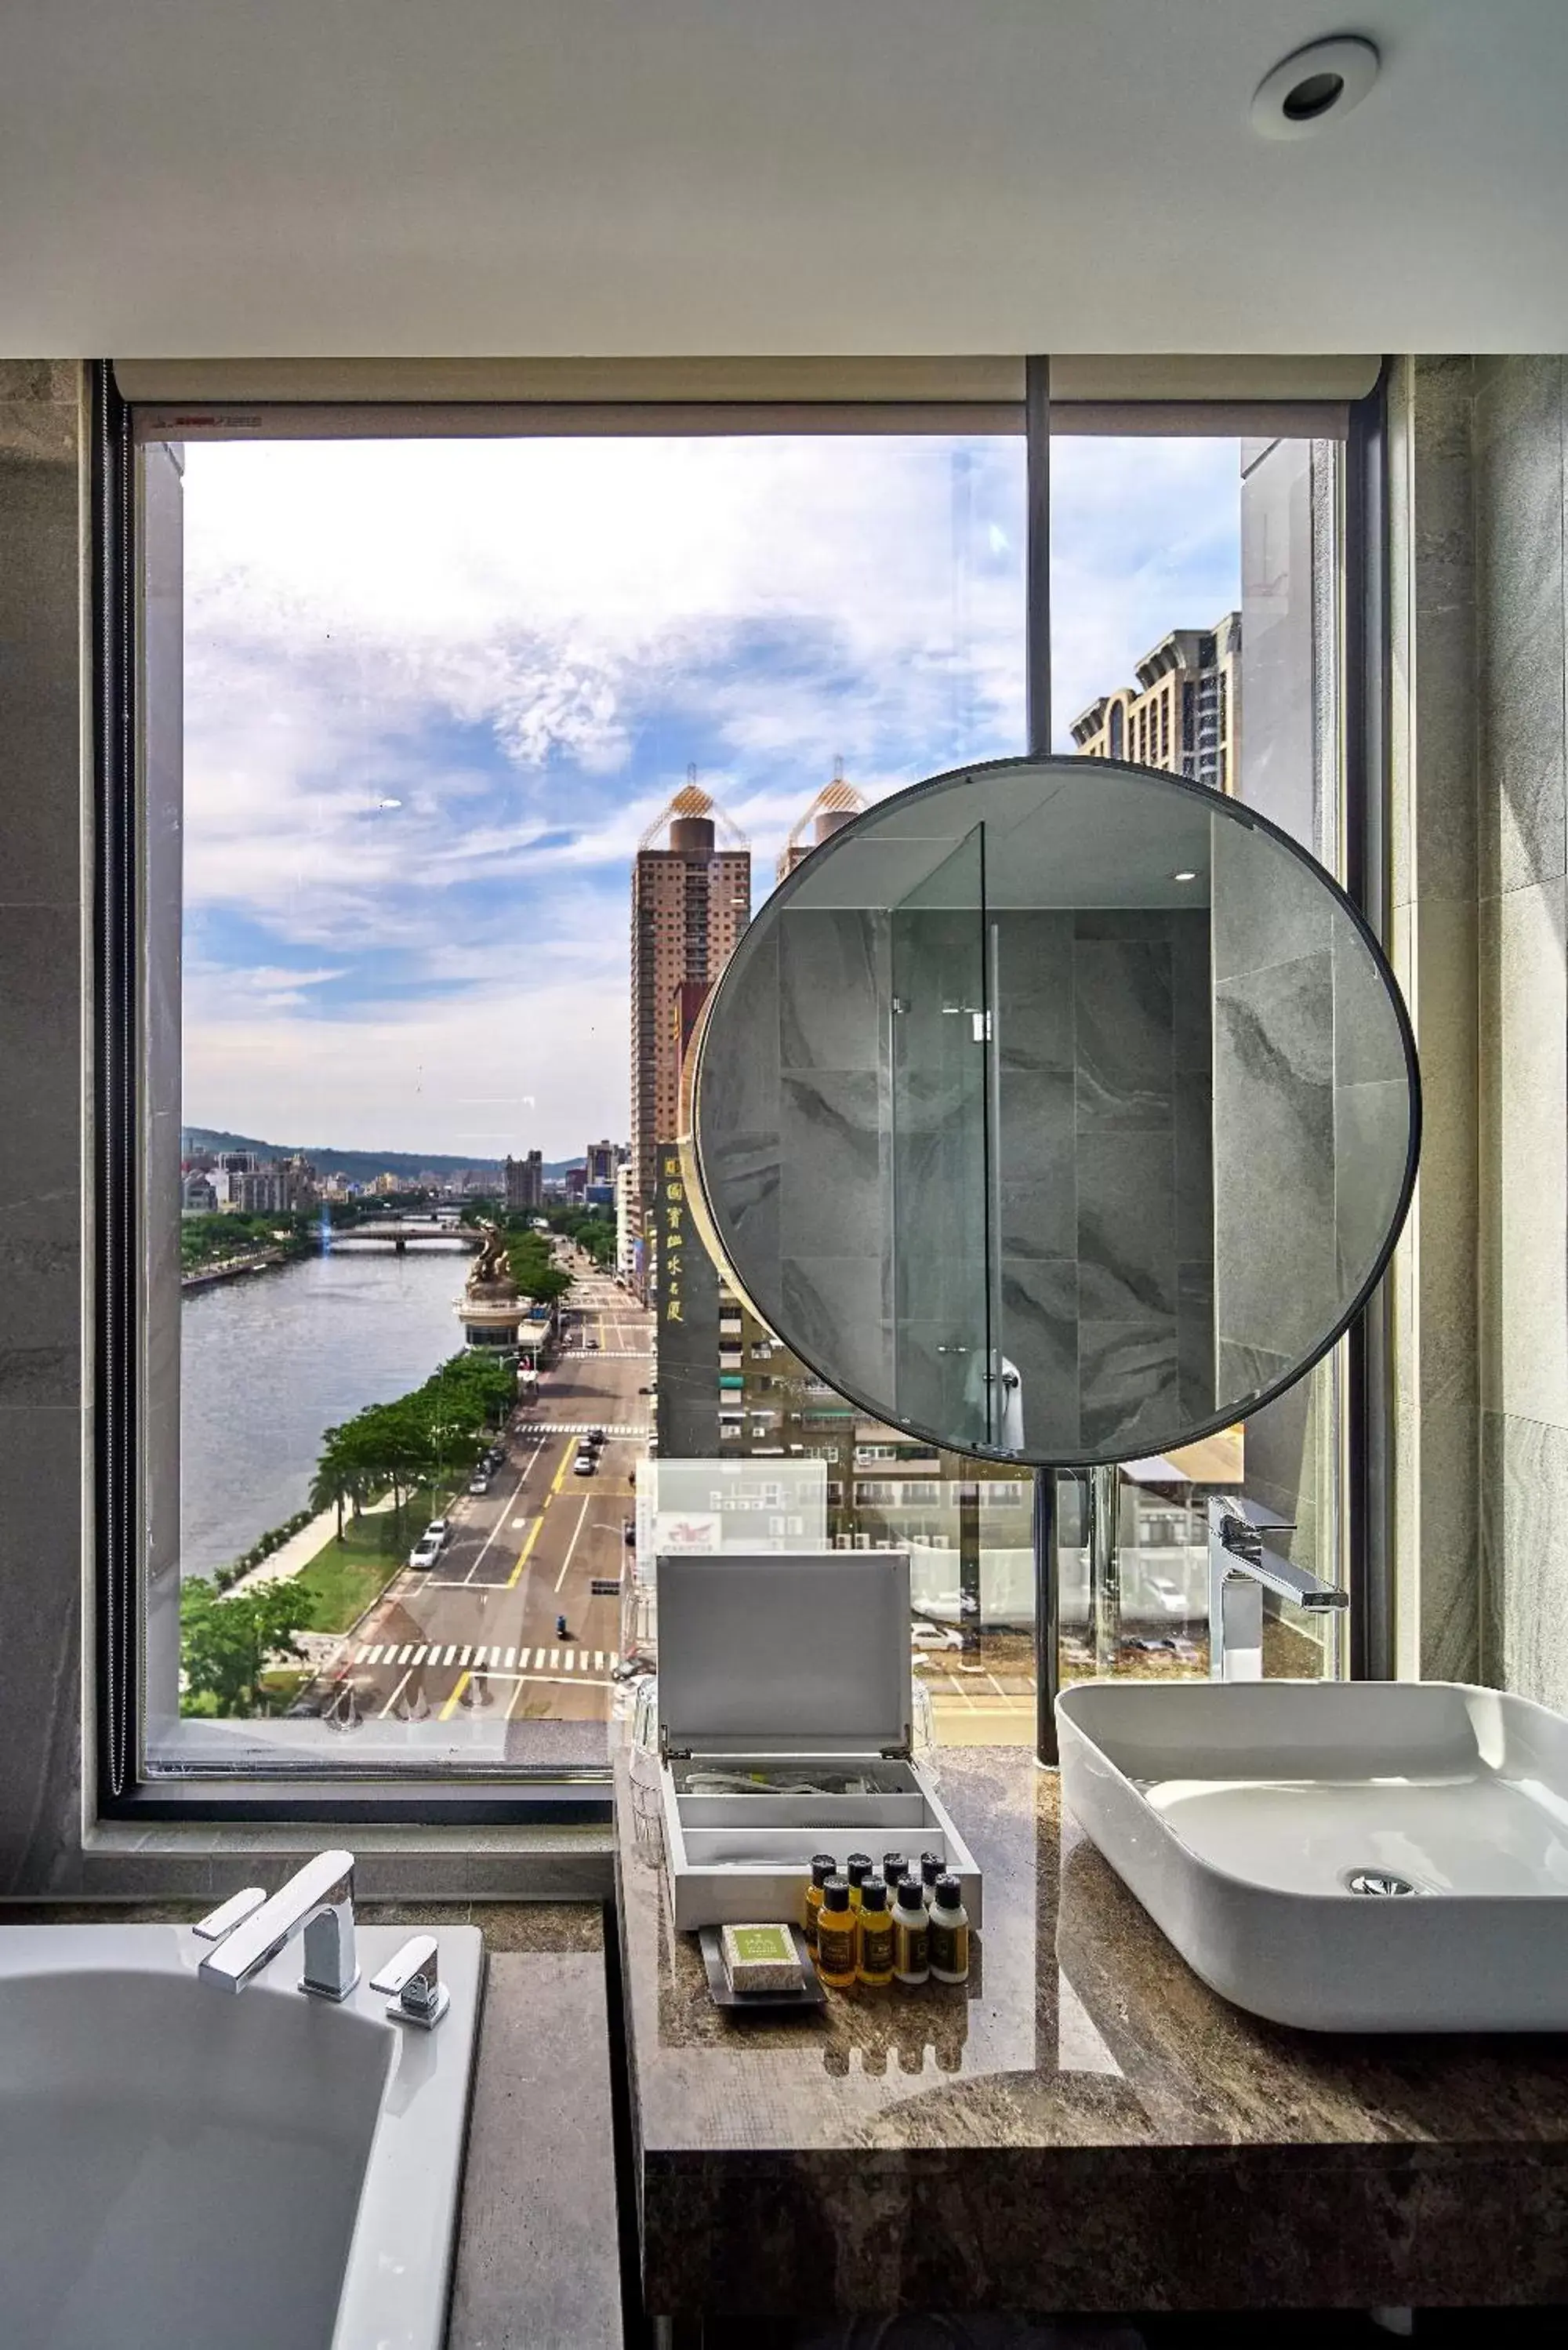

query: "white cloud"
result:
(175, 428), (1245, 1152)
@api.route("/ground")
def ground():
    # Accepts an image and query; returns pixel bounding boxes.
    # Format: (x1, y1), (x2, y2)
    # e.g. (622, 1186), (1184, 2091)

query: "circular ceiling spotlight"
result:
(1251, 35), (1379, 139)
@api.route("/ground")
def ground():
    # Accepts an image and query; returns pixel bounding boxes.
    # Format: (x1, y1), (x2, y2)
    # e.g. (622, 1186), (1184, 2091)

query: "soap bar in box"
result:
(720, 1921), (803, 1994)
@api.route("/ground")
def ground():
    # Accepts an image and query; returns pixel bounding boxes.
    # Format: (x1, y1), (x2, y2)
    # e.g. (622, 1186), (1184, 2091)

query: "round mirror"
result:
(690, 754), (1418, 1468)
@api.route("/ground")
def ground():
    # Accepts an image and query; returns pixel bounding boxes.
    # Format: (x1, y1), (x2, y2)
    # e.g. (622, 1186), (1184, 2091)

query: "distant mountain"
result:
(182, 1127), (583, 1186)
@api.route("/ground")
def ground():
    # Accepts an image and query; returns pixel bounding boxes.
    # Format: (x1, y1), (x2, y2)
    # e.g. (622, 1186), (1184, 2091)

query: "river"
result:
(180, 1244), (471, 1578)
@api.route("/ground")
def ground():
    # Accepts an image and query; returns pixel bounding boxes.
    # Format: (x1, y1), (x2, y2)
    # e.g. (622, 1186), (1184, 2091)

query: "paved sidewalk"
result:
(227, 1491), (396, 1596)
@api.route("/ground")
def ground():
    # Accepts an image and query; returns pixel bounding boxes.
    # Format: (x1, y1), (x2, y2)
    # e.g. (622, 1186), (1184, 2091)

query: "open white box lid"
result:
(656, 1550), (913, 1756)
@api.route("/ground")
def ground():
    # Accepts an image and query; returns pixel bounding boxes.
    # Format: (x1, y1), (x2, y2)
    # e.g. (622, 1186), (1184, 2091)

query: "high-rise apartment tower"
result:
(1069, 613), (1242, 794)
(629, 784), (750, 1217)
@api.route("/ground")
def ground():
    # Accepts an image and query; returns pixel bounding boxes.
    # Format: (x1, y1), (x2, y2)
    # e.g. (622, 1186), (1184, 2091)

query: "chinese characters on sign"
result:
(654, 1142), (719, 1458)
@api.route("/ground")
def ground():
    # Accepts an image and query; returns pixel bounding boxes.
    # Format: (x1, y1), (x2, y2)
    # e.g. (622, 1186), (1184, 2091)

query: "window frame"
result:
(90, 360), (1393, 1822)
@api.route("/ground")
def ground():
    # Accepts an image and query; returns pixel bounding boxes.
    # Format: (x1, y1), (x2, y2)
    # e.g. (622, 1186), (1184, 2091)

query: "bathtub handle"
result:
(370, 1935), (449, 2029)
(193, 1886), (268, 1943)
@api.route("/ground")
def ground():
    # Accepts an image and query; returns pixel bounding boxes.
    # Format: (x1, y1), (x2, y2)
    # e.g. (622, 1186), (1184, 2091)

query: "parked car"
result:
(572, 1450), (596, 1476)
(425, 1517), (450, 1548)
(910, 1619), (964, 1651)
(408, 1531), (442, 1571)
(468, 1473), (491, 1496)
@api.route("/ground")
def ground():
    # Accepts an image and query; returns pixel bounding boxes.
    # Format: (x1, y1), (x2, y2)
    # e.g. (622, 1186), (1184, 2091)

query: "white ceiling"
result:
(2, 0), (1565, 358)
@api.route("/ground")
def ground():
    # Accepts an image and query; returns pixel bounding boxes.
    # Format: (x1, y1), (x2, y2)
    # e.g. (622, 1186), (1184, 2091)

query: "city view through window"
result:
(152, 426), (1335, 1773)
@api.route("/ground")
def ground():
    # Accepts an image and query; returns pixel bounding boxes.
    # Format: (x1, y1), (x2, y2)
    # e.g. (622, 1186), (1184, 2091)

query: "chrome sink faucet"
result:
(1207, 1497), (1348, 1682)
(197, 1848), (358, 2000)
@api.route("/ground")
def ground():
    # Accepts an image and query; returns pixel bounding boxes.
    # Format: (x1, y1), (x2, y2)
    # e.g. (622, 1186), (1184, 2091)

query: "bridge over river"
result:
(325, 1219), (483, 1252)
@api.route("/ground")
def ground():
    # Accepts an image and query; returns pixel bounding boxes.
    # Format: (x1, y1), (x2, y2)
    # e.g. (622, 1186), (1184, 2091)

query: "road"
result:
(325, 1252), (651, 1731)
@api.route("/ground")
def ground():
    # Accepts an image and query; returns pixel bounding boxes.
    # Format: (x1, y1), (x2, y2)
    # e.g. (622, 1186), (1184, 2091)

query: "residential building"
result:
(504, 1150), (543, 1212)
(629, 783), (750, 1221)
(1069, 612), (1242, 794)
(614, 1158), (637, 1282)
(584, 1139), (616, 1186)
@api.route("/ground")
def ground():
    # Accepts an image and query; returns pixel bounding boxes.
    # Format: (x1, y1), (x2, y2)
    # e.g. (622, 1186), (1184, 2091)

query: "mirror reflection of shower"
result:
(692, 755), (1417, 1469)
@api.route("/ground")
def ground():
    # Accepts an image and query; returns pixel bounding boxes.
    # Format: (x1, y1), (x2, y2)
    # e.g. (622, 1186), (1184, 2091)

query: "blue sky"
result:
(180, 430), (1240, 1157)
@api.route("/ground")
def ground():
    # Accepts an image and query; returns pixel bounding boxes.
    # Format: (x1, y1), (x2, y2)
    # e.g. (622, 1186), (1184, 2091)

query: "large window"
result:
(107, 375), (1367, 1800)
(133, 416), (1025, 1782)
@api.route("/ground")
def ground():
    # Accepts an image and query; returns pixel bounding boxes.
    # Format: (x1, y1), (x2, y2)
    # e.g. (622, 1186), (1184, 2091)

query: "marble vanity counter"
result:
(615, 1746), (1568, 2319)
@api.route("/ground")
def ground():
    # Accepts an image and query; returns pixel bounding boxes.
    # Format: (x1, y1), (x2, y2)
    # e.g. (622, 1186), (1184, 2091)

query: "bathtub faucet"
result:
(196, 1848), (358, 2001)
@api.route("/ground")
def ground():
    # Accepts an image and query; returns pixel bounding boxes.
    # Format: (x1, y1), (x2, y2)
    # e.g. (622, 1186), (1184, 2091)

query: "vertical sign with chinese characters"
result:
(654, 1142), (719, 1459)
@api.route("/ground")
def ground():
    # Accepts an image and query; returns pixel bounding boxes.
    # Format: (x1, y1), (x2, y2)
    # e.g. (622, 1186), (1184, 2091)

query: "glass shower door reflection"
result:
(889, 824), (997, 1451)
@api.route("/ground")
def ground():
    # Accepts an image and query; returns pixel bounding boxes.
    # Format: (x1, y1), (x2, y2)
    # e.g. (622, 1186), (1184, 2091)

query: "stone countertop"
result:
(615, 1746), (1568, 2319)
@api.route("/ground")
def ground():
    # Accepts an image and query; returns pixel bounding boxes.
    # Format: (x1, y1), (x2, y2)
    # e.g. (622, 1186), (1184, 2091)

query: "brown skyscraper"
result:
(630, 783), (750, 1226)
(1070, 613), (1242, 794)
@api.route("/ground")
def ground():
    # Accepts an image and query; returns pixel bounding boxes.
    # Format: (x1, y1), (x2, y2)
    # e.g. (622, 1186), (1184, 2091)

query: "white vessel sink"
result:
(0, 1921), (482, 2349)
(1056, 1679), (1568, 2032)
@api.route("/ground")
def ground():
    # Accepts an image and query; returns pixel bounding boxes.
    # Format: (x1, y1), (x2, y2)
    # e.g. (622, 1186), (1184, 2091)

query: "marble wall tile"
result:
(1417, 1391), (1482, 1684)
(779, 1253), (891, 1407)
(1333, 914), (1413, 1088)
(1210, 794), (1332, 985)
(1072, 937), (1174, 1132)
(0, 450), (85, 906)
(996, 1174), (1073, 1263)
(0, 1405), (82, 1889)
(996, 1066), (1075, 1208)
(996, 1256), (1079, 1458)
(1475, 355), (1567, 899)
(1078, 1317), (1180, 1456)
(1478, 877), (1568, 1428)
(1074, 1131), (1177, 1324)
(777, 907), (884, 1073)
(1480, 1408), (1568, 1711)
(1334, 1077), (1412, 1301)
(1176, 1262), (1215, 1425)
(1171, 1072), (1213, 1266)
(1214, 950), (1336, 1361)
(778, 1069), (884, 1260)
(1169, 909), (1213, 1078)
(1406, 593), (1480, 906)
(991, 910), (1073, 1077)
(0, 903), (82, 1405)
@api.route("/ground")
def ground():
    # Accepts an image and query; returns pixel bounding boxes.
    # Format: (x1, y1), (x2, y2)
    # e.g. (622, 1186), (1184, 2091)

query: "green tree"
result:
(180, 1579), (313, 1716)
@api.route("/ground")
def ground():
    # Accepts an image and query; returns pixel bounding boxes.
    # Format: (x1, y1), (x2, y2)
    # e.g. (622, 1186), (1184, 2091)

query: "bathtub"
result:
(0, 1920), (484, 2350)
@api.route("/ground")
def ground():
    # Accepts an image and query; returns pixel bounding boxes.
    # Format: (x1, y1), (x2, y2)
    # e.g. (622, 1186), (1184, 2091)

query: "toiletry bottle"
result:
(815, 1877), (858, 1989)
(891, 1875), (930, 1986)
(857, 1880), (894, 1988)
(803, 1854), (837, 1950)
(920, 1852), (944, 1907)
(928, 1874), (970, 1984)
(881, 1851), (908, 1895)
(845, 1852), (873, 1910)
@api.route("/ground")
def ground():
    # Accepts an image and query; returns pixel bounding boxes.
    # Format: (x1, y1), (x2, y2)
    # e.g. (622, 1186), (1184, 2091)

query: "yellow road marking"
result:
(505, 1441), (572, 1589)
(440, 1669), (472, 1721)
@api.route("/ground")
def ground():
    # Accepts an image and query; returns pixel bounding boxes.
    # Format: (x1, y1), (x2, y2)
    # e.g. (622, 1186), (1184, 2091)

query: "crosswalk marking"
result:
(514, 1421), (648, 1437)
(353, 1640), (617, 1676)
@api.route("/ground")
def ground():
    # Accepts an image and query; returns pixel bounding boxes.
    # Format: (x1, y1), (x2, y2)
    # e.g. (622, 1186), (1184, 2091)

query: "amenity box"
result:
(654, 1551), (982, 1934)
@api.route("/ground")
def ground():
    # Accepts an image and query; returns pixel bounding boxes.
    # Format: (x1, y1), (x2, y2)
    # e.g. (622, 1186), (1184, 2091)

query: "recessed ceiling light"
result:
(1251, 35), (1379, 140)
(1171, 870), (1200, 884)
